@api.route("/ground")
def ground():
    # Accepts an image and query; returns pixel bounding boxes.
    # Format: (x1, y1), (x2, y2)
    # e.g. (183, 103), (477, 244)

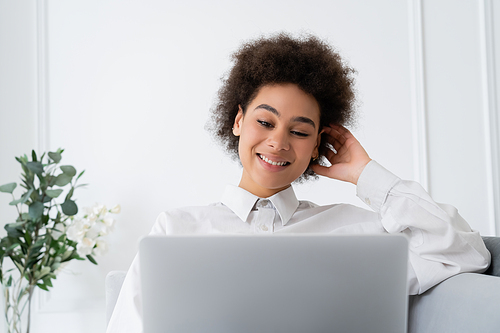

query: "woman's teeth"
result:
(259, 154), (288, 166)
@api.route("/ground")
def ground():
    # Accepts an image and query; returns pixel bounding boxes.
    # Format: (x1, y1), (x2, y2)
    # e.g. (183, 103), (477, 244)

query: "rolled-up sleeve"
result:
(357, 161), (491, 295)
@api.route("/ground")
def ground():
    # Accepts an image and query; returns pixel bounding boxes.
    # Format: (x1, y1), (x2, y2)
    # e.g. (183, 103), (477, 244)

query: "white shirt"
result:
(106, 161), (490, 333)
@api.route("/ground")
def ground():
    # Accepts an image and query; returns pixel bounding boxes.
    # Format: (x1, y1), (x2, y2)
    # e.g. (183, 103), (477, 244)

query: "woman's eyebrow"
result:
(292, 116), (316, 129)
(255, 104), (279, 116)
(255, 103), (316, 129)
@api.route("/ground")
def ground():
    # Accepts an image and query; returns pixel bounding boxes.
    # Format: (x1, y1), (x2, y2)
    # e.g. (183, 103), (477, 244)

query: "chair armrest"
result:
(408, 273), (500, 333)
(483, 236), (500, 276)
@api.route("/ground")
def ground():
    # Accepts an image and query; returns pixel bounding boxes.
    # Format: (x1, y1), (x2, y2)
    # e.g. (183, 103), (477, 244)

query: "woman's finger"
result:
(324, 148), (337, 162)
(310, 164), (330, 177)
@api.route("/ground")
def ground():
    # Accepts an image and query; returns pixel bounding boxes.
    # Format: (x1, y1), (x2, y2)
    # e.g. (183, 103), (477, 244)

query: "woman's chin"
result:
(254, 179), (293, 194)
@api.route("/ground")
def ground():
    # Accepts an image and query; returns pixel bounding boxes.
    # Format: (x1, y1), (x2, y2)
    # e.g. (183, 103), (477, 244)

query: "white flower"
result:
(93, 204), (107, 217)
(103, 217), (115, 229)
(82, 217), (96, 229)
(67, 223), (85, 242)
(87, 212), (97, 222)
(93, 239), (108, 256)
(85, 223), (101, 240)
(96, 221), (111, 236)
(77, 237), (96, 256)
(66, 202), (119, 259)
(110, 204), (121, 214)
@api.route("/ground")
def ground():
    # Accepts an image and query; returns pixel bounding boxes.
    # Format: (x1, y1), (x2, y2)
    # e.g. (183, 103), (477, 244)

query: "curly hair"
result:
(207, 32), (357, 181)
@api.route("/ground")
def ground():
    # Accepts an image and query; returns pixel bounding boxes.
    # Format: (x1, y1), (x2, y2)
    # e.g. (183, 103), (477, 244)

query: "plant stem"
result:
(26, 285), (34, 333)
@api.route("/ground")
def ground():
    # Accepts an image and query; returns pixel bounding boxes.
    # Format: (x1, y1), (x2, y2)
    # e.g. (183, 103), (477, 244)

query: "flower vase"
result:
(2, 279), (34, 333)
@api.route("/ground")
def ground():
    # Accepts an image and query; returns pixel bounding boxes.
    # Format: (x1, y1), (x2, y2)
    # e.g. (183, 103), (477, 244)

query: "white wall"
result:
(0, 0), (499, 332)
(0, 1), (38, 234)
(422, 0), (500, 240)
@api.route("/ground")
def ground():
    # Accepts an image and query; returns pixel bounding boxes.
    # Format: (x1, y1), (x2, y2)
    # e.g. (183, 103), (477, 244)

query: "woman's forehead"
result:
(248, 84), (320, 122)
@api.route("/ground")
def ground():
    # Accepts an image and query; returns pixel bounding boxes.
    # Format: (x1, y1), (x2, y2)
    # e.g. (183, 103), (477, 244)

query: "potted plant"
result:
(0, 149), (118, 333)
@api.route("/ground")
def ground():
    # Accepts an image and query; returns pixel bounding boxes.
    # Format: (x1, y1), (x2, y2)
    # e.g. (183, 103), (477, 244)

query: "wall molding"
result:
(36, 0), (49, 155)
(35, 0), (51, 311)
(408, 0), (429, 191)
(479, 0), (500, 236)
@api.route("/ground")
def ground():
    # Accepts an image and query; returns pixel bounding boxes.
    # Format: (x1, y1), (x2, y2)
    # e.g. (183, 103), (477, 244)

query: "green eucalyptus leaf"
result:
(54, 174), (72, 187)
(48, 152), (61, 163)
(21, 189), (34, 203)
(60, 165), (76, 177)
(39, 174), (47, 187)
(22, 189), (34, 203)
(24, 231), (32, 245)
(9, 198), (23, 206)
(61, 249), (73, 261)
(43, 276), (53, 288)
(33, 238), (45, 248)
(27, 257), (43, 269)
(50, 262), (60, 272)
(65, 187), (74, 201)
(5, 224), (24, 238)
(6, 222), (24, 229)
(31, 190), (40, 202)
(0, 182), (17, 194)
(10, 188), (34, 206)
(13, 261), (24, 273)
(5, 243), (21, 253)
(26, 161), (44, 175)
(61, 199), (78, 216)
(47, 176), (55, 187)
(29, 201), (44, 220)
(37, 283), (49, 291)
(41, 214), (49, 226)
(45, 189), (63, 198)
(37, 266), (51, 279)
(86, 255), (98, 265)
(76, 170), (85, 180)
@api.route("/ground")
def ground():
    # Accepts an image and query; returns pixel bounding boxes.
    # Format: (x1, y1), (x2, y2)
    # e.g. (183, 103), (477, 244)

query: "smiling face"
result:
(233, 83), (322, 198)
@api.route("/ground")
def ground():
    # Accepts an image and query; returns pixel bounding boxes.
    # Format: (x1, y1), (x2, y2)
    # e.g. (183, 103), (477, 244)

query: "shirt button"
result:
(260, 199), (269, 206)
(261, 225), (269, 231)
(365, 198), (371, 205)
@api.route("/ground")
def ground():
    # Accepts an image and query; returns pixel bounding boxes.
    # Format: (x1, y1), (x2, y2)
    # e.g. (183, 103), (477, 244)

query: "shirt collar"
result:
(220, 185), (299, 226)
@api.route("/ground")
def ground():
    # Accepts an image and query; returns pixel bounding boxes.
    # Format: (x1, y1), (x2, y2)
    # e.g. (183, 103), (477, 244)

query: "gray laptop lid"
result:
(140, 234), (409, 333)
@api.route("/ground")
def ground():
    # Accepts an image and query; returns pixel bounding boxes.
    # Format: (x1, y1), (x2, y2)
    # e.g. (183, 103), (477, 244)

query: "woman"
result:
(106, 33), (490, 333)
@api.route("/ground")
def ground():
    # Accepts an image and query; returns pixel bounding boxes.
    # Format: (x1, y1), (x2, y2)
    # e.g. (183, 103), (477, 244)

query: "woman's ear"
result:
(312, 128), (325, 159)
(233, 105), (244, 136)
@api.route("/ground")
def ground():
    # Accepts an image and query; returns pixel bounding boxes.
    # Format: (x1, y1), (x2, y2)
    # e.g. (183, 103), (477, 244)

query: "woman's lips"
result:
(257, 153), (290, 166)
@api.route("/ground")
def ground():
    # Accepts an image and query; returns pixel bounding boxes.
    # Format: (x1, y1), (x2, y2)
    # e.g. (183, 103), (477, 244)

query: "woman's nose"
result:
(267, 129), (290, 151)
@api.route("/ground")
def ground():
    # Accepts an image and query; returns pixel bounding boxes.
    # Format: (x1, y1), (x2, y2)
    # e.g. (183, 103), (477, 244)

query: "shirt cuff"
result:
(356, 160), (400, 212)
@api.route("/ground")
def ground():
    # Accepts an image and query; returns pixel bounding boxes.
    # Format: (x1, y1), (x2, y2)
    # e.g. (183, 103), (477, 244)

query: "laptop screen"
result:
(140, 234), (408, 333)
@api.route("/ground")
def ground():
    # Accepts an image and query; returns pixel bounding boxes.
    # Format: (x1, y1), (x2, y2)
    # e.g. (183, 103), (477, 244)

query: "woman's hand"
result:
(311, 125), (371, 185)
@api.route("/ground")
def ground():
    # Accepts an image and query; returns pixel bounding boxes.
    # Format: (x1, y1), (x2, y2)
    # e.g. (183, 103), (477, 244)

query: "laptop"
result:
(140, 234), (409, 333)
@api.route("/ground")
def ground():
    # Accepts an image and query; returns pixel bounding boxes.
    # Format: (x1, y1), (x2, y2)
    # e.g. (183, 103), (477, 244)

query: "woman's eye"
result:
(257, 120), (273, 128)
(291, 131), (309, 137)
